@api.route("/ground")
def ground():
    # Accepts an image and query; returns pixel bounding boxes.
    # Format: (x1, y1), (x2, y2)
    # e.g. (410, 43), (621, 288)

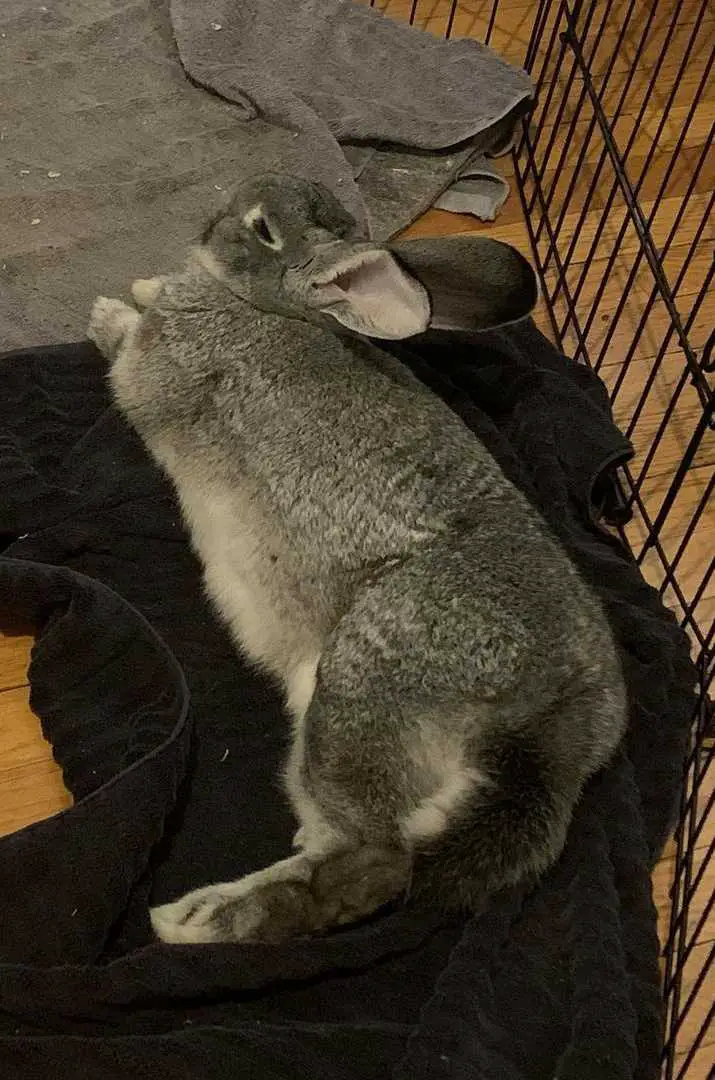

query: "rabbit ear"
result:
(305, 236), (537, 339)
(387, 234), (538, 333)
(307, 248), (431, 340)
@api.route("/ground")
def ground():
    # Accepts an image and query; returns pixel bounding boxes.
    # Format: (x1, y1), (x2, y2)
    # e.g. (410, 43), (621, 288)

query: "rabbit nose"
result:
(289, 238), (353, 274)
(306, 228), (341, 247)
(288, 230), (344, 268)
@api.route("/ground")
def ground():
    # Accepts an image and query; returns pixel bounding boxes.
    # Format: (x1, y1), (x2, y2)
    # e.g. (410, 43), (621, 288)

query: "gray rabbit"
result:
(87, 173), (626, 945)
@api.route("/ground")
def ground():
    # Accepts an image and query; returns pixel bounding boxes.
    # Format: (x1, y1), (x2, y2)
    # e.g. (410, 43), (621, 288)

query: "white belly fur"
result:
(157, 445), (324, 698)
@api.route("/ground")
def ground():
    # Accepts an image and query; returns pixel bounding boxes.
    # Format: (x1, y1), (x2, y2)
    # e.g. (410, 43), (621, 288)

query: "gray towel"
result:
(170, 0), (534, 235)
(0, 0), (531, 347)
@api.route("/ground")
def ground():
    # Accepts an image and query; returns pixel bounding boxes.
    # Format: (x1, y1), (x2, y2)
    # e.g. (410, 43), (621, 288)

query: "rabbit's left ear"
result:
(298, 247), (432, 340)
(387, 234), (538, 333)
(291, 233), (537, 340)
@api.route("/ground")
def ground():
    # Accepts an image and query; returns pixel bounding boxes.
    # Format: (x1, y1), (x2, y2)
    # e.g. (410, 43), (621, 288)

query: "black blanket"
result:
(0, 322), (695, 1079)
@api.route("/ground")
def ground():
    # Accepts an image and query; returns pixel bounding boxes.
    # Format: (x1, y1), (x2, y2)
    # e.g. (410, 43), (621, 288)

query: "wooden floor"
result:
(1, 1), (712, 1075)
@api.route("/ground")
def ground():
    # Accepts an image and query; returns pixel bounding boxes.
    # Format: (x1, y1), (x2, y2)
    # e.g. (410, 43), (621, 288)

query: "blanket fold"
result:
(0, 321), (695, 1079)
(169, 0), (534, 229)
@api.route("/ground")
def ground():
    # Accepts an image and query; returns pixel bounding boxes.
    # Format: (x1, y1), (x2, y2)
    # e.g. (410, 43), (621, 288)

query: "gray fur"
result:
(87, 173), (626, 945)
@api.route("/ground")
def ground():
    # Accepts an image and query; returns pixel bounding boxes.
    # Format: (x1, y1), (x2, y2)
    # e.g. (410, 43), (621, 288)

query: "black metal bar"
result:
(674, 997), (715, 1080)
(640, 405), (714, 555)
(525, 54), (579, 214)
(515, 133), (594, 359)
(528, 0), (604, 222)
(665, 741), (713, 845)
(589, 75), (714, 387)
(664, 829), (714, 964)
(625, 257), (713, 461)
(625, 265), (714, 510)
(551, 0), (683, 320)
(535, 0), (638, 255)
(622, 472), (708, 652)
(662, 656), (712, 1073)
(671, 840), (714, 972)
(658, 480), (714, 596)
(532, 0), (619, 245)
(602, 119), (714, 374)
(423, 3), (714, 1070)
(702, 328), (715, 373)
(484, 0), (499, 47)
(670, 942), (714, 1042)
(677, 559), (713, 636)
(577, 86), (713, 383)
(557, 5), (713, 371)
(445, 0), (458, 39)
(513, 149), (566, 347)
(518, 1), (570, 161)
(605, 172), (715, 419)
(662, 753), (706, 1071)
(524, 0), (555, 73)
(554, 0), (712, 375)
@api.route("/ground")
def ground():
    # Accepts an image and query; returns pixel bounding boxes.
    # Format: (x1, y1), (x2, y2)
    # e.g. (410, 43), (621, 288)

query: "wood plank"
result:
(673, 1042), (715, 1080)
(667, 938), (715, 1059)
(543, 249), (713, 348)
(499, 193), (713, 265)
(427, 148), (715, 244)
(0, 755), (73, 837)
(653, 851), (715, 950)
(422, 3), (715, 82)
(530, 143), (714, 237)
(532, 101), (713, 168)
(0, 685), (73, 837)
(368, 0), (540, 66)
(584, 304), (711, 375)
(580, 61), (715, 120)
(625, 463), (714, 636)
(405, 193), (714, 279)
(0, 626), (34, 692)
(599, 352), (715, 481)
(627, 462), (713, 553)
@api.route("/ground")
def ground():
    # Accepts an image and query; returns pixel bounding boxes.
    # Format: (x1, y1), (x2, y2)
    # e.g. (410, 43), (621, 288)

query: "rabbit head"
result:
(200, 173), (538, 339)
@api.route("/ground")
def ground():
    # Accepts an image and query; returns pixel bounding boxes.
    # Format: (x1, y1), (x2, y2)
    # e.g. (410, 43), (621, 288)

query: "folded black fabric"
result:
(0, 322), (695, 1079)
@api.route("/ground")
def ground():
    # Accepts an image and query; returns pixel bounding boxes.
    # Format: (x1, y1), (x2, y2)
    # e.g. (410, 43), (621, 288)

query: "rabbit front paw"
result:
(87, 296), (139, 356)
(131, 277), (165, 309)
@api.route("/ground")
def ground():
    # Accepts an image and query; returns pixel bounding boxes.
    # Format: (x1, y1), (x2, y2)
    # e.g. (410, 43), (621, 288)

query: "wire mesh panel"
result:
(510, 11), (714, 1073)
(365, 0), (713, 1075)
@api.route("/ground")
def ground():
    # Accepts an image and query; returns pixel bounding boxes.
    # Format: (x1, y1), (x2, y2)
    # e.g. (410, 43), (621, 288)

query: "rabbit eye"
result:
(254, 216), (274, 245)
(243, 206), (282, 250)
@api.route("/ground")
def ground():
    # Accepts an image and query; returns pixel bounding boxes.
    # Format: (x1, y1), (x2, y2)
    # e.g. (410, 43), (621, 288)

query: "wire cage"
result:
(368, 0), (713, 1075)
